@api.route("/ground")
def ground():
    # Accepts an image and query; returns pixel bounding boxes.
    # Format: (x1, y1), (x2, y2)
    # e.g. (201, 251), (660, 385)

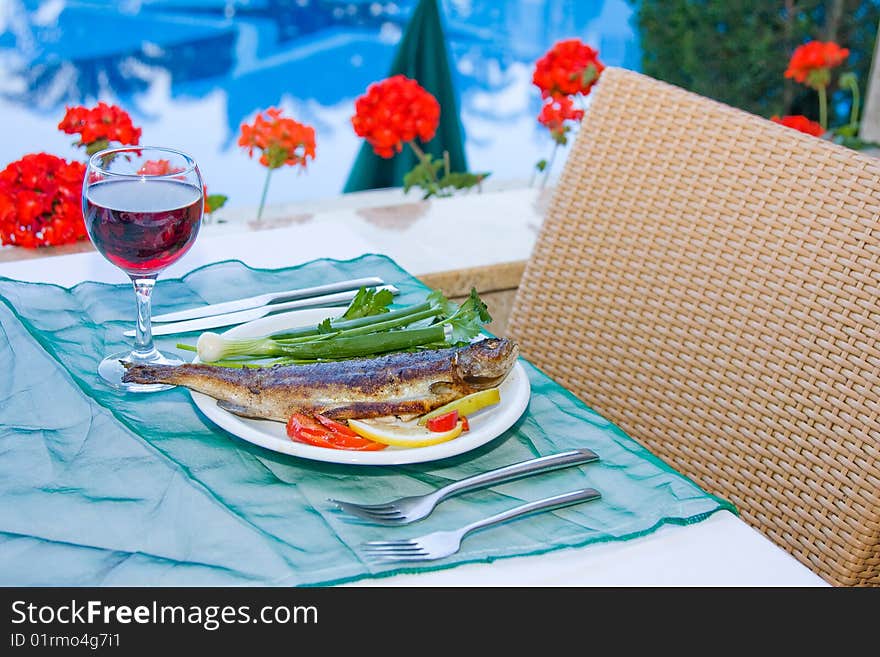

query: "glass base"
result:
(98, 349), (183, 393)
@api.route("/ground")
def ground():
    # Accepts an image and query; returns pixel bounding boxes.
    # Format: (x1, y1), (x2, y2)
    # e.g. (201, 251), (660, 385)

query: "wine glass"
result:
(83, 146), (204, 392)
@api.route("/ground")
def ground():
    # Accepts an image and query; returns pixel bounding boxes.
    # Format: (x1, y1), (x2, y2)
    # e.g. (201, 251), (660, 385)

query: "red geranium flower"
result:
(784, 41), (849, 89)
(538, 96), (585, 144)
(533, 38), (604, 99)
(771, 114), (825, 137)
(238, 107), (315, 221)
(0, 153), (86, 248)
(58, 102), (142, 155)
(238, 107), (316, 169)
(351, 75), (440, 158)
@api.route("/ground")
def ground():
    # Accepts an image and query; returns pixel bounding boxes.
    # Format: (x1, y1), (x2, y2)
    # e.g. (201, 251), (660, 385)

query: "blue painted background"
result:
(0, 0), (641, 209)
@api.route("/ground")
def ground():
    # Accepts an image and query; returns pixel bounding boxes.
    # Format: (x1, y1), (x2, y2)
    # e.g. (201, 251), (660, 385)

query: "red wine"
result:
(85, 179), (202, 276)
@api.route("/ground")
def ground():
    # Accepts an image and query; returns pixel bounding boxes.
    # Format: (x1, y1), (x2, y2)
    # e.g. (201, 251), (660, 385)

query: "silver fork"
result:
(361, 488), (602, 563)
(328, 448), (599, 525)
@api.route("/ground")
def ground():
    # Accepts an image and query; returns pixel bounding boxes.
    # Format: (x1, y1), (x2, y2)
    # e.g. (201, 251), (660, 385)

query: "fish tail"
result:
(121, 363), (181, 385)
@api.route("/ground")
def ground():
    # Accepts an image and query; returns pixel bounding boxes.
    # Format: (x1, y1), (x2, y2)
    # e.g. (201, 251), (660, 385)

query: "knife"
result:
(151, 276), (386, 323)
(125, 284), (400, 337)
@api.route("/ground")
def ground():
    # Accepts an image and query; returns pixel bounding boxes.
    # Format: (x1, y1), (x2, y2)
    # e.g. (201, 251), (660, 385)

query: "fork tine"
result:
(366, 554), (434, 563)
(363, 546), (428, 558)
(362, 544), (425, 553)
(331, 502), (402, 519)
(353, 516), (409, 525)
(330, 501), (403, 518)
(365, 551), (428, 559)
(328, 498), (396, 512)
(362, 539), (418, 547)
(354, 509), (405, 518)
(362, 517), (407, 524)
(352, 505), (398, 512)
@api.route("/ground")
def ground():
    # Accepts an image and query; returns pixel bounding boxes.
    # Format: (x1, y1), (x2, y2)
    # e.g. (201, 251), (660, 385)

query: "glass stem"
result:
(131, 276), (159, 361)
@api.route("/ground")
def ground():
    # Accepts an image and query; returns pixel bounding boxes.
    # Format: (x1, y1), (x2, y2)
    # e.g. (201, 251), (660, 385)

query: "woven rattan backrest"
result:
(507, 67), (880, 586)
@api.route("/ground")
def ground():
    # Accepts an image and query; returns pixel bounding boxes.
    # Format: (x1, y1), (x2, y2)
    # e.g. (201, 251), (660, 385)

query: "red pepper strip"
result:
(286, 413), (387, 451)
(461, 416), (470, 432)
(314, 415), (360, 437)
(426, 410), (459, 433)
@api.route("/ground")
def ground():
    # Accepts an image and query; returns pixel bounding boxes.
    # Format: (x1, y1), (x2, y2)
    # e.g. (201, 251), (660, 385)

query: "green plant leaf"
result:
(403, 153), (444, 198)
(205, 194), (228, 213)
(443, 287), (493, 343)
(552, 130), (569, 146)
(832, 124), (858, 138)
(341, 287), (394, 320)
(438, 171), (490, 190)
(404, 153), (489, 199)
(426, 289), (458, 318)
(831, 133), (880, 151)
(85, 138), (110, 156)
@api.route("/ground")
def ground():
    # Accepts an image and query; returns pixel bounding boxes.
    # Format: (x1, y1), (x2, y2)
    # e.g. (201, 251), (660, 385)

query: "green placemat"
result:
(0, 254), (735, 586)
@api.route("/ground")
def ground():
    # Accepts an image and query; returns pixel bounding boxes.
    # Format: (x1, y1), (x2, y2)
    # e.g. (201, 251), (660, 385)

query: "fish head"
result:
(455, 338), (520, 388)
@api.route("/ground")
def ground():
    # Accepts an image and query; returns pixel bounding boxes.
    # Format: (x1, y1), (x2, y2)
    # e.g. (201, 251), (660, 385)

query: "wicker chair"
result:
(507, 67), (880, 586)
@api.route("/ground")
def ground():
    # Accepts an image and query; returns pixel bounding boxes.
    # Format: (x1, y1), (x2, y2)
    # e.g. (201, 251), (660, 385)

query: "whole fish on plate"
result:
(122, 338), (519, 422)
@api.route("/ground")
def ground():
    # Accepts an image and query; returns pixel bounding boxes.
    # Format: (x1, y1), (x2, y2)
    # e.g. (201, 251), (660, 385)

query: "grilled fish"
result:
(122, 338), (519, 422)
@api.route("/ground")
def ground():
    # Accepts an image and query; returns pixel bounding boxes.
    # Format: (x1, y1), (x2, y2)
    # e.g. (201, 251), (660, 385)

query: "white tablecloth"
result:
(0, 191), (829, 586)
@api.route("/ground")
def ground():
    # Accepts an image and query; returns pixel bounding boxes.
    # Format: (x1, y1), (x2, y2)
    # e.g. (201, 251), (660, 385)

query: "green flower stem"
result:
(541, 142), (559, 189)
(408, 141), (440, 186)
(818, 85), (828, 133)
(256, 167), (274, 222)
(845, 77), (860, 129)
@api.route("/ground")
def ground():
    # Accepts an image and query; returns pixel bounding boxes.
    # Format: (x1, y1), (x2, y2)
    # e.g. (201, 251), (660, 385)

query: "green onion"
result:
(189, 287), (489, 366)
(197, 325), (451, 363)
(270, 301), (434, 341)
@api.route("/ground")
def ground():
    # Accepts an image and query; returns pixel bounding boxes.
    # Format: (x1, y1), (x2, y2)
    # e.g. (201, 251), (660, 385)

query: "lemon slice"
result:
(418, 388), (501, 425)
(348, 418), (464, 448)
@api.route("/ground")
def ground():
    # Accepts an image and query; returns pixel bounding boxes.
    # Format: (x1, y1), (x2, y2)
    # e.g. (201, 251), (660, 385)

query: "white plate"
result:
(189, 307), (531, 465)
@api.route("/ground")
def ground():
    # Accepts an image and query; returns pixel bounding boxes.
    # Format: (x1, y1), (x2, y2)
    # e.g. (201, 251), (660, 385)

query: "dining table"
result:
(0, 188), (829, 587)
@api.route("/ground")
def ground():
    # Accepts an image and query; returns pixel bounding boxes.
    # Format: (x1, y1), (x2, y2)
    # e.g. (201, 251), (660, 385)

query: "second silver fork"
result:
(328, 448), (599, 525)
(362, 487), (603, 563)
